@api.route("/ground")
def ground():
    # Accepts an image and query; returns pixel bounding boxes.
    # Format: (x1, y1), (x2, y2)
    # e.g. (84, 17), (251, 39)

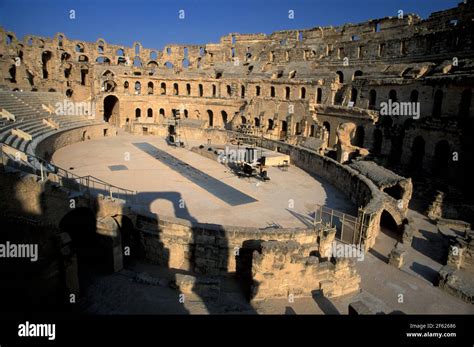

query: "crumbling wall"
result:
(251, 240), (360, 300)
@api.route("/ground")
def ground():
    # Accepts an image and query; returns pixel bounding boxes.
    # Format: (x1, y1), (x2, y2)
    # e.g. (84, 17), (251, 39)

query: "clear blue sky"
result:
(0, 0), (460, 50)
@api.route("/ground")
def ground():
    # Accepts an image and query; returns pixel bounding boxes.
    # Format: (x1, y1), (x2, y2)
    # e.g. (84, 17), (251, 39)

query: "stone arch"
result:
(353, 125), (364, 147)
(369, 89), (376, 109)
(389, 89), (397, 102)
(352, 70), (362, 80)
(103, 95), (119, 125)
(207, 110), (214, 127)
(379, 209), (401, 242)
(59, 208), (116, 290)
(221, 111), (228, 125)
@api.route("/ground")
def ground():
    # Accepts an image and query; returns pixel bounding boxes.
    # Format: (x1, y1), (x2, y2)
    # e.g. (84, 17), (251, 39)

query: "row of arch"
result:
(366, 88), (472, 118)
(112, 80), (316, 100)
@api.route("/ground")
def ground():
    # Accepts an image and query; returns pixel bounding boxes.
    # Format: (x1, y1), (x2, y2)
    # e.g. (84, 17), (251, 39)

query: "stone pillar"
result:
(389, 242), (407, 268)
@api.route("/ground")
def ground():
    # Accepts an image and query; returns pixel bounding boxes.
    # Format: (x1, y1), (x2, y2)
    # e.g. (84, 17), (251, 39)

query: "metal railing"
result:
(314, 204), (374, 245)
(1, 143), (136, 204)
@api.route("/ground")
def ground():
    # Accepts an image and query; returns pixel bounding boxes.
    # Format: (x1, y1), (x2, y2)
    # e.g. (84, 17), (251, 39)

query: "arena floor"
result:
(52, 132), (356, 228)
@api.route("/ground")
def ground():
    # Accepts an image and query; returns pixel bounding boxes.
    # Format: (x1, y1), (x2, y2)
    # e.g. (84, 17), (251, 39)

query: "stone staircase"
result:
(0, 91), (103, 154)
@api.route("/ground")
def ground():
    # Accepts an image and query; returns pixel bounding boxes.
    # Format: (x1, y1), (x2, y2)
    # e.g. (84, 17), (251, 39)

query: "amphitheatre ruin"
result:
(0, 0), (473, 315)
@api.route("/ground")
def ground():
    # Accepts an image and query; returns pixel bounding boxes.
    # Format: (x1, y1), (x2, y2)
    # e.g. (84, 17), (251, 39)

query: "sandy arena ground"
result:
(52, 132), (356, 228)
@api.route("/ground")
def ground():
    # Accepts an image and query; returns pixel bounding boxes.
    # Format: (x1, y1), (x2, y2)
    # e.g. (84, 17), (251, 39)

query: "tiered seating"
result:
(0, 90), (104, 154)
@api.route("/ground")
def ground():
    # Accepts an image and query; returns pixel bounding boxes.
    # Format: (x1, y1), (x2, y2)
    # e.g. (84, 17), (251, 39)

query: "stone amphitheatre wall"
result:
(31, 125), (405, 249)
(35, 123), (116, 160)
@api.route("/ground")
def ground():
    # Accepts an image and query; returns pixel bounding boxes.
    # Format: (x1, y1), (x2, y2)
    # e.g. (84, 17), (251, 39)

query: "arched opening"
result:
(316, 88), (322, 104)
(135, 108), (141, 119)
(458, 89), (471, 118)
(352, 70), (362, 80)
(78, 54), (88, 63)
(323, 121), (331, 147)
(8, 65), (16, 83)
(135, 81), (141, 95)
(270, 86), (275, 98)
(103, 80), (116, 93)
(76, 43), (84, 53)
(212, 85), (217, 97)
(372, 128), (383, 154)
(96, 56), (111, 65)
(41, 51), (52, 79)
(285, 86), (290, 100)
(254, 117), (260, 127)
(379, 210), (401, 242)
(207, 110), (214, 127)
(433, 140), (450, 176)
(133, 56), (142, 67)
(186, 83), (191, 95)
(147, 82), (154, 95)
(160, 82), (166, 95)
(59, 208), (108, 291)
(227, 85), (232, 97)
(221, 111), (228, 125)
(173, 83), (179, 95)
(241, 116), (247, 124)
(241, 85), (246, 98)
(389, 89), (397, 102)
(369, 89), (376, 109)
(410, 90), (419, 103)
(310, 124), (315, 137)
(199, 84), (204, 97)
(147, 108), (153, 118)
(295, 122), (301, 135)
(159, 108), (165, 118)
(300, 87), (306, 99)
(268, 118), (274, 130)
(350, 88), (358, 105)
(353, 125), (365, 147)
(256, 85), (261, 96)
(336, 71), (344, 83)
(432, 90), (443, 118)
(103, 95), (119, 124)
(410, 136), (425, 170)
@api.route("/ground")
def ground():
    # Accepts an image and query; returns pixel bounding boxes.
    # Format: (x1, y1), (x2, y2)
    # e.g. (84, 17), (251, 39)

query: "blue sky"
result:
(0, 0), (460, 50)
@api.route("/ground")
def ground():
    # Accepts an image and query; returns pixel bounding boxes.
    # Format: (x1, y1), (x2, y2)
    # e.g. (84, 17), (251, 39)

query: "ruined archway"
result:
(59, 208), (103, 291)
(103, 95), (119, 125)
(379, 210), (401, 241)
